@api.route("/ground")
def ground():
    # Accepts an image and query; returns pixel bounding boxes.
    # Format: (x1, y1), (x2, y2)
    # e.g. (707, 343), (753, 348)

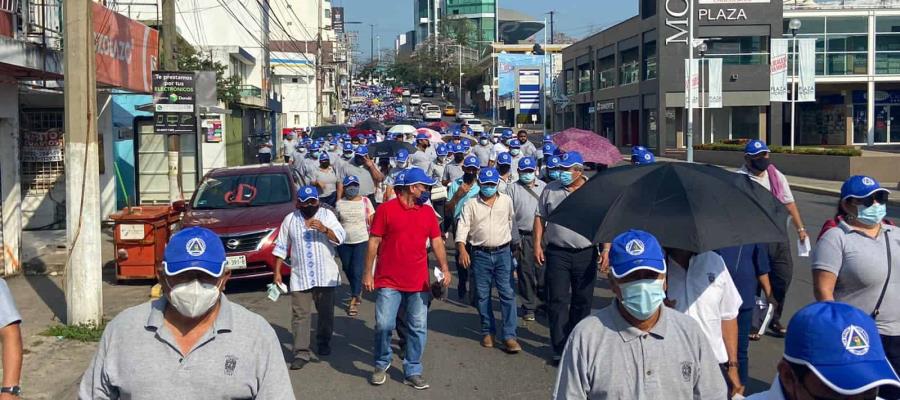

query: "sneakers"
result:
(405, 375), (430, 390)
(290, 358), (308, 370)
(481, 335), (494, 348)
(504, 338), (522, 354)
(523, 311), (536, 321)
(370, 365), (390, 386)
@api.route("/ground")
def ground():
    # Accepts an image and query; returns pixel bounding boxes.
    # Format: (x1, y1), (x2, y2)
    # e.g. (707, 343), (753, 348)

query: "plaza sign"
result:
(666, 0), (769, 45)
(664, 0), (690, 45)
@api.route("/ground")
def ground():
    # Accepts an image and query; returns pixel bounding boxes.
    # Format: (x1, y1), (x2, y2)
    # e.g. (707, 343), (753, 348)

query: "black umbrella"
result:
(547, 162), (790, 253)
(366, 140), (417, 159)
(357, 118), (386, 132)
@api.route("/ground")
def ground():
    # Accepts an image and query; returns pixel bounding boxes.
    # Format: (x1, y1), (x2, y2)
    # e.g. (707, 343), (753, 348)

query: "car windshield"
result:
(468, 120), (482, 125)
(192, 173), (292, 209)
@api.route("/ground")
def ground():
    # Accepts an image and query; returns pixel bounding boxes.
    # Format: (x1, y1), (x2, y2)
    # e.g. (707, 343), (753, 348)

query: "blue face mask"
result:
(549, 170), (561, 181)
(857, 202), (887, 226)
(415, 189), (431, 205)
(519, 172), (535, 184)
(311, 151), (320, 159)
(618, 279), (666, 321)
(559, 171), (575, 186)
(480, 186), (498, 198)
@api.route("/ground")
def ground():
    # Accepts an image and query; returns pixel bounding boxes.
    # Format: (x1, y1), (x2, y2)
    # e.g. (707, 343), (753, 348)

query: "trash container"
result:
(110, 205), (181, 282)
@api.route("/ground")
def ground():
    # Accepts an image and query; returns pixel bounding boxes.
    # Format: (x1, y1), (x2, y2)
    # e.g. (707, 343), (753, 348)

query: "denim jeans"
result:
(736, 308), (753, 386)
(337, 242), (367, 297)
(373, 288), (429, 377)
(472, 247), (517, 340)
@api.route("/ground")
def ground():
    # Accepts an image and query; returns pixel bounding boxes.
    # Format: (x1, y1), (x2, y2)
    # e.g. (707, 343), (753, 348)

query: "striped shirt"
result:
(272, 208), (346, 291)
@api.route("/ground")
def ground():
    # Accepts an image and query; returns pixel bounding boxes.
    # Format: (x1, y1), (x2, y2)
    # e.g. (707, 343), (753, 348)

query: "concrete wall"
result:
(200, 114), (228, 176)
(98, 93), (117, 220)
(0, 82), (22, 275)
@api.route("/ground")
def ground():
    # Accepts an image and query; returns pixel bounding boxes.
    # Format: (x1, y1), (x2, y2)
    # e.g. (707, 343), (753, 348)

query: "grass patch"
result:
(41, 321), (108, 342)
(694, 141), (861, 156)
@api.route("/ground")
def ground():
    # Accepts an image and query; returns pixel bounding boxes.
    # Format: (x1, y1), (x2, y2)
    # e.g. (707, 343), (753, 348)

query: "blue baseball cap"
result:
(784, 302), (900, 395)
(518, 157), (537, 171)
(415, 133), (429, 141)
(478, 167), (500, 185)
(463, 155), (480, 168)
(558, 151), (584, 168)
(436, 143), (449, 156)
(547, 155), (561, 169)
(402, 167), (436, 186)
(508, 139), (521, 149)
(543, 135), (553, 143)
(841, 175), (891, 200)
(297, 185), (319, 202)
(451, 144), (465, 154)
(542, 143), (556, 156)
(342, 134), (351, 141)
(309, 142), (321, 151)
(355, 145), (369, 156)
(452, 130), (462, 137)
(609, 230), (666, 279)
(392, 170), (408, 187)
(319, 152), (330, 161)
(343, 175), (360, 186)
(631, 146), (655, 165)
(462, 141), (471, 151)
(343, 143), (354, 152)
(745, 140), (770, 156)
(497, 152), (513, 166)
(163, 227), (227, 278)
(502, 129), (513, 138)
(395, 149), (410, 163)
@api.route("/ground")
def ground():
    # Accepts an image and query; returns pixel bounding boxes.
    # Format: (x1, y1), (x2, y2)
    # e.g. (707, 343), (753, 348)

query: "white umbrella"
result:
(388, 124), (417, 135)
(416, 128), (444, 143)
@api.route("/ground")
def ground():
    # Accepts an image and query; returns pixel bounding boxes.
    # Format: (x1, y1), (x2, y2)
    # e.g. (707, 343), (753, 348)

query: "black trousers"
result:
(767, 241), (793, 324)
(515, 232), (542, 313)
(545, 245), (598, 355)
(881, 335), (900, 400)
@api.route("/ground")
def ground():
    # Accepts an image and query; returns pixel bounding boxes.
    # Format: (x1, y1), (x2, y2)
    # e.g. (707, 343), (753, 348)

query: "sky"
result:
(334, 0), (639, 61)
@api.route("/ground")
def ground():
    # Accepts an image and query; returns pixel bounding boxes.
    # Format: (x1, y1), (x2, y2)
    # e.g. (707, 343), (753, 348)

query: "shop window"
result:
(20, 110), (65, 195)
(597, 55), (615, 89)
(565, 69), (574, 95)
(877, 16), (900, 74)
(785, 16), (867, 76)
(577, 64), (592, 93)
(619, 48), (639, 85)
(643, 41), (657, 81)
(706, 36), (768, 65)
(731, 107), (760, 139)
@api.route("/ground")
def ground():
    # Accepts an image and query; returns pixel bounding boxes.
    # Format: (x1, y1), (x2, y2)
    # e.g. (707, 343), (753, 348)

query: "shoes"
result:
(347, 296), (360, 317)
(405, 375), (430, 390)
(481, 335), (494, 348)
(318, 344), (332, 356)
(523, 312), (536, 321)
(550, 354), (562, 366)
(504, 339), (522, 354)
(290, 358), (308, 370)
(370, 365), (390, 386)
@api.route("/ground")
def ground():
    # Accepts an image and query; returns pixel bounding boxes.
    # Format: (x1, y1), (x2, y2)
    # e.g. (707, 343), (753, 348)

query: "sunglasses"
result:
(852, 191), (889, 207)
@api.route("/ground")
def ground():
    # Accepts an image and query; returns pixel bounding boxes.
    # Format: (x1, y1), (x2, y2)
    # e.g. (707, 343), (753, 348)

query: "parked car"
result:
(392, 86), (404, 95)
(402, 89), (411, 96)
(424, 106), (442, 121)
(491, 126), (511, 137)
(423, 87), (435, 97)
(457, 108), (475, 121)
(180, 164), (298, 281)
(409, 94), (422, 105)
(467, 119), (485, 133)
(443, 105), (457, 117)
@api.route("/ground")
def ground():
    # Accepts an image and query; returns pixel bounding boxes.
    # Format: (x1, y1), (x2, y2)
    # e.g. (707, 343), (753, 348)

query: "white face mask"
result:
(166, 278), (221, 319)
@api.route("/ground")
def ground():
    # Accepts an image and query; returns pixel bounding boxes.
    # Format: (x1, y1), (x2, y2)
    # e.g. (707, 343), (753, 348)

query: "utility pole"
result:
(316, 0), (323, 125)
(64, 0), (102, 325)
(161, 0), (180, 201)
(548, 11), (555, 44)
(370, 24), (375, 64)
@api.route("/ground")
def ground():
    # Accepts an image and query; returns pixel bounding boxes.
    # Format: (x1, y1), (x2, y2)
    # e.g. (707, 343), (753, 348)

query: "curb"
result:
(790, 183), (900, 207)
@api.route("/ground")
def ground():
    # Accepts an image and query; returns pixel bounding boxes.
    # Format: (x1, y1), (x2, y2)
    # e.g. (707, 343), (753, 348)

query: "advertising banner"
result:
(204, 120), (223, 142)
(22, 129), (64, 162)
(685, 59), (699, 109)
(93, 3), (159, 93)
(770, 38), (788, 102)
(707, 58), (723, 109)
(798, 38), (816, 102)
(518, 68), (541, 115)
(152, 71), (197, 135)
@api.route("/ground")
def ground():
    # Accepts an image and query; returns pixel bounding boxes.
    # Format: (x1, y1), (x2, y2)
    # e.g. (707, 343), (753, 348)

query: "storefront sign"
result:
(204, 120), (223, 142)
(798, 38), (816, 102)
(22, 129), (64, 162)
(665, 0), (690, 45)
(93, 3), (159, 93)
(518, 68), (542, 116)
(697, 8), (748, 21)
(770, 39), (788, 102)
(153, 71), (197, 135)
(598, 101), (615, 112)
(685, 59), (700, 109)
(332, 7), (345, 34)
(707, 58), (723, 108)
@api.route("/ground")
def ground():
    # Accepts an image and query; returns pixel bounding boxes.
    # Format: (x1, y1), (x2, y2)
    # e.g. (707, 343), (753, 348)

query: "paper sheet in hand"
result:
(798, 237), (811, 257)
(756, 303), (774, 336)
(433, 267), (445, 282)
(266, 282), (288, 302)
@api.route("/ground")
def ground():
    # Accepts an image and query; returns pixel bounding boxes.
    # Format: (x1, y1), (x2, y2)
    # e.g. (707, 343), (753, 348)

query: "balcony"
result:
(237, 85), (266, 108)
(784, 0), (900, 10)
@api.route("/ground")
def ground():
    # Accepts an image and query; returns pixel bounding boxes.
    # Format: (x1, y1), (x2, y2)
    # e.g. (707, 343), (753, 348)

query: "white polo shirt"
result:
(667, 251), (743, 364)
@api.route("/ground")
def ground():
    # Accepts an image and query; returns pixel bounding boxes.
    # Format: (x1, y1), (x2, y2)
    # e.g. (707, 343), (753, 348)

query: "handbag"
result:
(873, 230), (893, 318)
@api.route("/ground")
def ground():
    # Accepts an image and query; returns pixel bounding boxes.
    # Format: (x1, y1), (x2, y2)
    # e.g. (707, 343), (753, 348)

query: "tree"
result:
(440, 19), (477, 48)
(175, 40), (242, 106)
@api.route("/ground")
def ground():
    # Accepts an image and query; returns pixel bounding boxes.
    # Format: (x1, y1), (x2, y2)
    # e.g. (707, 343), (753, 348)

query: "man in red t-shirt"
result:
(362, 168), (451, 390)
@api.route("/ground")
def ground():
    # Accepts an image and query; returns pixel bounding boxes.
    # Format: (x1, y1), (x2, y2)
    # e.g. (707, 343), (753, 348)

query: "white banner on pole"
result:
(708, 58), (723, 109)
(770, 39), (789, 102)
(798, 38), (816, 102)
(685, 59), (699, 109)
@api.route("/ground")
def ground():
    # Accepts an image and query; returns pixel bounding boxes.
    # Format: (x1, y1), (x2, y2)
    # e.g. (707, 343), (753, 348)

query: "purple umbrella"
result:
(552, 128), (624, 166)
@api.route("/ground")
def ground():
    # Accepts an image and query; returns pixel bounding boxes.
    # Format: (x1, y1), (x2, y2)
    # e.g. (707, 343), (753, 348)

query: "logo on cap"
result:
(305, 188), (313, 195)
(754, 142), (762, 149)
(644, 153), (652, 160)
(843, 325), (870, 356)
(862, 177), (876, 186)
(625, 239), (645, 256)
(486, 170), (493, 177)
(186, 237), (206, 256)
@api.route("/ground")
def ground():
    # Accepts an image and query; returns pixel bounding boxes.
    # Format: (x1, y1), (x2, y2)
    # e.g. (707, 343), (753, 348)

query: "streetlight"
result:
(697, 41), (708, 145)
(788, 18), (802, 150)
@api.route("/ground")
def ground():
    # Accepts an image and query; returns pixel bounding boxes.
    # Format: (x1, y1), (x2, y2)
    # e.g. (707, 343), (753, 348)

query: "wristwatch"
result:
(725, 361), (739, 369)
(0, 386), (21, 396)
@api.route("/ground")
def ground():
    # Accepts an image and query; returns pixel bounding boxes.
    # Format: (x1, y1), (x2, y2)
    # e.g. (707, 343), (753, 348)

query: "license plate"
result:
(225, 255), (247, 270)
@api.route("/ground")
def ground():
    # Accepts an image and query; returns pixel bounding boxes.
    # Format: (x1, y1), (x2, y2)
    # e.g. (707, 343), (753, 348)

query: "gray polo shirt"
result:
(0, 278), (21, 328)
(472, 144), (493, 167)
(507, 179), (546, 233)
(337, 161), (376, 196)
(309, 166), (338, 196)
(442, 163), (465, 185)
(813, 222), (900, 335)
(537, 179), (593, 249)
(409, 147), (436, 170)
(519, 140), (539, 160)
(78, 296), (295, 400)
(553, 303), (726, 400)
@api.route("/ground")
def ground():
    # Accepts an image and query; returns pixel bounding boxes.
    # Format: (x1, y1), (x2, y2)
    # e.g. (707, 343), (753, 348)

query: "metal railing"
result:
(9, 0), (62, 48)
(785, 0), (900, 10)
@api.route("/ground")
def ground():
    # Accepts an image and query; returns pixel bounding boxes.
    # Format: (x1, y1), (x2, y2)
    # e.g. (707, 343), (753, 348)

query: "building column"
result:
(868, 80), (875, 145)
(759, 106), (767, 141)
(0, 82), (21, 275)
(845, 92), (854, 145)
